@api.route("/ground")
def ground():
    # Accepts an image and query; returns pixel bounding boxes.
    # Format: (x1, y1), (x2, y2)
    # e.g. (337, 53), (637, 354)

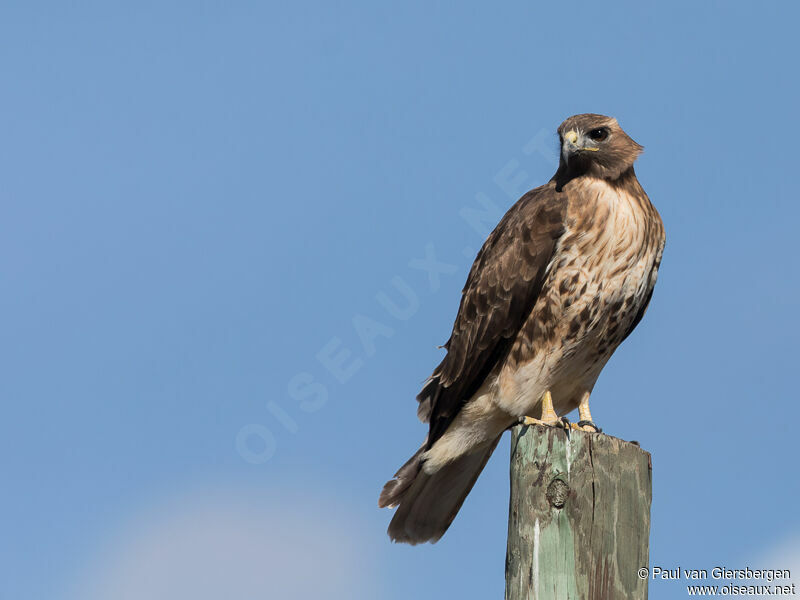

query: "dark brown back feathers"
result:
(418, 186), (566, 446)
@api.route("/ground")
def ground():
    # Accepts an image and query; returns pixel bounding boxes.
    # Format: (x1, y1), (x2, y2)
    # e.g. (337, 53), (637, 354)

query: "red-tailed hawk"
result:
(379, 114), (665, 544)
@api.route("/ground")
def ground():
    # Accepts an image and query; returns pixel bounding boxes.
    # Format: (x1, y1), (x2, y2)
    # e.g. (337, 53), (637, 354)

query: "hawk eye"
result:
(588, 128), (609, 142)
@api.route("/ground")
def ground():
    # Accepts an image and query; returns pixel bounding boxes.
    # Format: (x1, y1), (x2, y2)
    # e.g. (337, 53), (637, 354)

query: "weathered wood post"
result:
(505, 425), (652, 600)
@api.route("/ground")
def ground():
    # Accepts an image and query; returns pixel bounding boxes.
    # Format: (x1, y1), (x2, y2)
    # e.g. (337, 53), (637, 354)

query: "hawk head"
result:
(556, 114), (643, 183)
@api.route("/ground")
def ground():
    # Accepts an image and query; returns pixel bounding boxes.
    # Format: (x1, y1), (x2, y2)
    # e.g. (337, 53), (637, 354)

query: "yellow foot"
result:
(519, 391), (569, 430)
(568, 392), (602, 433)
(569, 420), (602, 433)
(520, 415), (569, 427)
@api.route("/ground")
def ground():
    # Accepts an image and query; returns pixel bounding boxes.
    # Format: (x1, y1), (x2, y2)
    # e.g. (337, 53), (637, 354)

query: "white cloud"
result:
(66, 488), (377, 600)
(745, 532), (800, 598)
(753, 534), (800, 573)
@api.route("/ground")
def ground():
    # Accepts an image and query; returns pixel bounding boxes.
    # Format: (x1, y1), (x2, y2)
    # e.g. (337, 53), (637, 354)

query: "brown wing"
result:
(418, 184), (567, 447)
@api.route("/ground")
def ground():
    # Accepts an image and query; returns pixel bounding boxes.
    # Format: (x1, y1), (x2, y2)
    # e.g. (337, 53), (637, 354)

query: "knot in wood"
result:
(546, 478), (569, 508)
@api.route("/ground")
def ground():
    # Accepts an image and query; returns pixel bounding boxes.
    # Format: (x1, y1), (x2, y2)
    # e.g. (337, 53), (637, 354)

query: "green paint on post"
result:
(505, 425), (652, 600)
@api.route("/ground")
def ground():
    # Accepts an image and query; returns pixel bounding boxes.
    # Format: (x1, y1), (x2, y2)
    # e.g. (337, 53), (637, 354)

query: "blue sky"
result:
(1, 2), (798, 598)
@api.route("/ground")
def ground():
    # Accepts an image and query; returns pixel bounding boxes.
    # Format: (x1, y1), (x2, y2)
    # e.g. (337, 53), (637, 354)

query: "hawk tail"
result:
(378, 436), (501, 544)
(378, 445), (426, 510)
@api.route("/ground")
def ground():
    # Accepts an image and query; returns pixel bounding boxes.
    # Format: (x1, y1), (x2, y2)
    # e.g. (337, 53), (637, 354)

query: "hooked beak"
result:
(562, 130), (599, 163)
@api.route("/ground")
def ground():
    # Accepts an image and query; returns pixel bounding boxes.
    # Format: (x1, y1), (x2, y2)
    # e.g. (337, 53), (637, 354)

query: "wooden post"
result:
(505, 425), (652, 600)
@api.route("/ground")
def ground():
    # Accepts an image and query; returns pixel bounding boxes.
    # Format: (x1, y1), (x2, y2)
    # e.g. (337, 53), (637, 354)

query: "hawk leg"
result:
(519, 390), (570, 430)
(570, 392), (602, 433)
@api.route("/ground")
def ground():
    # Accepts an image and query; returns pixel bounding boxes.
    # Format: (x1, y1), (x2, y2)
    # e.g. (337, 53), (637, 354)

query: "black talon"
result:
(560, 416), (571, 438)
(577, 420), (602, 433)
